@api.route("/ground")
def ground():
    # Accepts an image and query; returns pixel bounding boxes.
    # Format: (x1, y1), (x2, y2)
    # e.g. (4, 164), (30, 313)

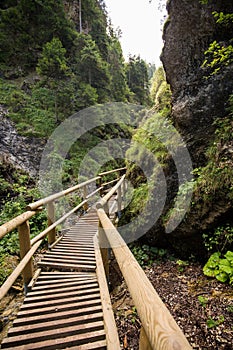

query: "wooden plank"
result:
(14, 305), (103, 326)
(20, 291), (101, 310)
(1, 330), (106, 350)
(24, 286), (100, 303)
(50, 247), (95, 254)
(26, 282), (98, 297)
(37, 271), (96, 277)
(9, 312), (104, 336)
(43, 253), (96, 262)
(34, 277), (97, 288)
(45, 251), (96, 259)
(38, 261), (96, 271)
(1, 322), (105, 348)
(18, 297), (101, 316)
(63, 339), (107, 350)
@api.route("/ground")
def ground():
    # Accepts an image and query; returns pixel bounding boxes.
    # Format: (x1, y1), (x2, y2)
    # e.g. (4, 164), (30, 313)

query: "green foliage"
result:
(130, 244), (169, 267)
(150, 67), (171, 112)
(206, 315), (225, 329)
(37, 38), (69, 79)
(198, 295), (209, 308)
(202, 40), (233, 75)
(0, 0), (76, 74)
(202, 224), (233, 254)
(126, 55), (152, 105)
(191, 109), (233, 206)
(176, 259), (189, 272)
(202, 7), (233, 76)
(203, 251), (233, 284)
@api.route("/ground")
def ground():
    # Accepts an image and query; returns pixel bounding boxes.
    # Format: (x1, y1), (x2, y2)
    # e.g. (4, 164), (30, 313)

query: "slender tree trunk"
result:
(79, 0), (82, 33)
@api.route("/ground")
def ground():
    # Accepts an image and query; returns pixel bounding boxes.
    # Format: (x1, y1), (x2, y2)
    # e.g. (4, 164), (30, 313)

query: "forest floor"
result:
(110, 259), (233, 350)
(0, 257), (233, 349)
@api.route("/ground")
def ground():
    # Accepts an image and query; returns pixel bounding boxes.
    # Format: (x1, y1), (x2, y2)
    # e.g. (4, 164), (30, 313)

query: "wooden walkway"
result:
(1, 209), (107, 349)
(0, 171), (192, 350)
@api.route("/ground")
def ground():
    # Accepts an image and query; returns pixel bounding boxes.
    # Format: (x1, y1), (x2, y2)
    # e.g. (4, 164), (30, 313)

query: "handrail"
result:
(96, 208), (192, 350)
(95, 175), (192, 349)
(27, 176), (101, 210)
(31, 187), (102, 246)
(0, 210), (37, 239)
(0, 239), (42, 300)
(96, 174), (126, 209)
(98, 167), (126, 177)
(0, 167), (123, 299)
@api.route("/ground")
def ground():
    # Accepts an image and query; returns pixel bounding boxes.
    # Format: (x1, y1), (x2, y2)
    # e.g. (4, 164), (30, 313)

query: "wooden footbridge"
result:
(0, 168), (192, 349)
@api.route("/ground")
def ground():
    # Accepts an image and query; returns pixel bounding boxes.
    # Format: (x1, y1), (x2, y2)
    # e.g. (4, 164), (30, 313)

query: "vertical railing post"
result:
(18, 220), (33, 292)
(47, 201), (56, 245)
(139, 327), (153, 350)
(99, 176), (103, 196)
(83, 185), (89, 212)
(98, 216), (109, 281)
(117, 184), (122, 216)
(122, 177), (126, 198)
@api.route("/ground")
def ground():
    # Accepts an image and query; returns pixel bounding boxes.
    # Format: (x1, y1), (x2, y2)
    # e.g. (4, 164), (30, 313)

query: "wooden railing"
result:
(0, 168), (125, 299)
(95, 176), (192, 350)
(0, 167), (192, 350)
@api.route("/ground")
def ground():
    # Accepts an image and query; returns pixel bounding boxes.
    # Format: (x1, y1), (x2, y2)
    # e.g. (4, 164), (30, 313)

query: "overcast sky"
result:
(105, 0), (167, 67)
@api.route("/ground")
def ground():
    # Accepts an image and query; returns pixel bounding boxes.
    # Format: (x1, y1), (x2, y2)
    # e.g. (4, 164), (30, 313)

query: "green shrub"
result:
(203, 251), (233, 284)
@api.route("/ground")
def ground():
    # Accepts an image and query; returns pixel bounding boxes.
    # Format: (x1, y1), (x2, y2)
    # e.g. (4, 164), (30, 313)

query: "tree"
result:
(126, 55), (152, 105)
(37, 38), (70, 121)
(72, 33), (111, 103)
(107, 26), (130, 101)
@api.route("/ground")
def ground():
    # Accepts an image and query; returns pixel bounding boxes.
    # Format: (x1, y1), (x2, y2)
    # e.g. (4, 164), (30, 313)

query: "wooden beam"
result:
(47, 201), (56, 245)
(18, 221), (33, 289)
(96, 175), (126, 210)
(139, 327), (153, 350)
(0, 240), (42, 300)
(94, 235), (120, 350)
(98, 167), (126, 177)
(0, 210), (36, 239)
(97, 208), (192, 350)
(27, 177), (101, 210)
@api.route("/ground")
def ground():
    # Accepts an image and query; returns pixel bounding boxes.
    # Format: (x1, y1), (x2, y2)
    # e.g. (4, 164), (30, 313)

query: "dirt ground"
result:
(111, 260), (233, 350)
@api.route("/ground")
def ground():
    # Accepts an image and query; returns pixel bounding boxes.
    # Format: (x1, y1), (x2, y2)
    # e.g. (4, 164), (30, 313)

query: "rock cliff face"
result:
(0, 107), (45, 177)
(155, 0), (233, 256)
(161, 0), (233, 167)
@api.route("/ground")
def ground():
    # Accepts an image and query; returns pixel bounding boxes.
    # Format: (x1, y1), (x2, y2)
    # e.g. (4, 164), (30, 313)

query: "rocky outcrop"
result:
(141, 0), (233, 257)
(161, 0), (233, 167)
(0, 106), (45, 177)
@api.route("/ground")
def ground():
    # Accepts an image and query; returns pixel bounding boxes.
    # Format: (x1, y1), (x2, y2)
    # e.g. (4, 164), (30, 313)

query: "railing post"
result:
(117, 184), (122, 216)
(47, 201), (56, 245)
(99, 176), (103, 196)
(139, 327), (153, 350)
(98, 217), (109, 281)
(122, 178), (126, 198)
(18, 220), (33, 292)
(83, 185), (89, 212)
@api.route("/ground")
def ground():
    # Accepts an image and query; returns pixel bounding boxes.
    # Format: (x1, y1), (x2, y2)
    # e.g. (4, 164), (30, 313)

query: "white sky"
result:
(105, 0), (166, 67)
